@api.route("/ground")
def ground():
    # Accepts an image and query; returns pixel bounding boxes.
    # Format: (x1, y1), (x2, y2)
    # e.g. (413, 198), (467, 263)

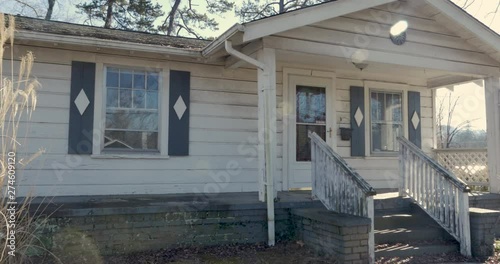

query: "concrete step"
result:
(375, 241), (459, 258)
(375, 227), (450, 244)
(374, 192), (411, 211)
(374, 210), (438, 230)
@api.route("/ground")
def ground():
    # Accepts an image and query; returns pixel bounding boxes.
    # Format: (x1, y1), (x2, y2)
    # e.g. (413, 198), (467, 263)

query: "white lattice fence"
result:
(434, 149), (489, 187)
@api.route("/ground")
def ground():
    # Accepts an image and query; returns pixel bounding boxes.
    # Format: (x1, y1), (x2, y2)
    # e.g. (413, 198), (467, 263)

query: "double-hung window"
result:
(104, 67), (160, 152)
(370, 91), (403, 154)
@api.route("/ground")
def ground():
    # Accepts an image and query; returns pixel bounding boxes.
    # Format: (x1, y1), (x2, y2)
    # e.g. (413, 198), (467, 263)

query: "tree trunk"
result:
(45, 0), (55, 20)
(279, 0), (285, 13)
(104, 0), (115, 29)
(166, 0), (182, 36)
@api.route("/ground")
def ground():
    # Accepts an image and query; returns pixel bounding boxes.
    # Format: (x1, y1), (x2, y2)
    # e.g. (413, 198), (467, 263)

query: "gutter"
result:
(15, 30), (203, 58)
(203, 24), (245, 58)
(224, 40), (265, 70)
(224, 40), (275, 247)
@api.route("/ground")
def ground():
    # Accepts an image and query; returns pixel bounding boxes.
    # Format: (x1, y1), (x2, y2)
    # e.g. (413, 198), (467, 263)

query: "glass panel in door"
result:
(296, 85), (327, 161)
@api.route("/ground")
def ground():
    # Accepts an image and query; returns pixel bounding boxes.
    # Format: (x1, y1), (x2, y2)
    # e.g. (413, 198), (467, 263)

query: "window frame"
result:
(364, 81), (409, 157)
(92, 62), (169, 158)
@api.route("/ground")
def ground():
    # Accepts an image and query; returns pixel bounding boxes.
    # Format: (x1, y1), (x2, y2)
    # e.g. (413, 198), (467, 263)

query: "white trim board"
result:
(281, 68), (337, 190)
(243, 0), (397, 43)
(424, 0), (500, 56)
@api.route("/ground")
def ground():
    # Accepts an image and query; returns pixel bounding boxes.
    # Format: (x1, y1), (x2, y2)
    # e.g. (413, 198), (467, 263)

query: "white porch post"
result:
(257, 48), (277, 246)
(484, 77), (500, 193)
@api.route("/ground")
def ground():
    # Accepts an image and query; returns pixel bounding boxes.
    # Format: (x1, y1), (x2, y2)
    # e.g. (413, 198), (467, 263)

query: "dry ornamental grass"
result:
(0, 13), (54, 264)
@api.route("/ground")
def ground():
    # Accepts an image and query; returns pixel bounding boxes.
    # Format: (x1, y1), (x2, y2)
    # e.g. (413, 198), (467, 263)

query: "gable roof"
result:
(423, 0), (500, 62)
(241, 0), (397, 42)
(12, 15), (209, 50)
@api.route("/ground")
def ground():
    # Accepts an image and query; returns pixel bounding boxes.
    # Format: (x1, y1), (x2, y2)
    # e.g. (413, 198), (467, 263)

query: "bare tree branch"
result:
(13, 0), (40, 17)
(164, 0), (181, 36)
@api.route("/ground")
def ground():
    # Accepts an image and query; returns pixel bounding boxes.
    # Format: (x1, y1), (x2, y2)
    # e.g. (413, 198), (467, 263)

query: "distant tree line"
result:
(436, 92), (487, 149)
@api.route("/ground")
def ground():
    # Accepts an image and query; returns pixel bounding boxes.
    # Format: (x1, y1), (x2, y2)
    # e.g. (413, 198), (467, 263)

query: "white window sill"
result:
(91, 154), (170, 160)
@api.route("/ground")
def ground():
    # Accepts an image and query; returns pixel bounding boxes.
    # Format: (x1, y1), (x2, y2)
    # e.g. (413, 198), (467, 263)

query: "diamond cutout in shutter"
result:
(411, 111), (420, 130)
(173, 96), (187, 120)
(354, 107), (364, 127)
(74, 89), (90, 116)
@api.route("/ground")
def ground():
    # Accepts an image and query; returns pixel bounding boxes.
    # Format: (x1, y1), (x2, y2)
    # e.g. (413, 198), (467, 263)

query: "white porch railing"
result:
(309, 132), (377, 262)
(398, 137), (471, 257)
(434, 148), (489, 187)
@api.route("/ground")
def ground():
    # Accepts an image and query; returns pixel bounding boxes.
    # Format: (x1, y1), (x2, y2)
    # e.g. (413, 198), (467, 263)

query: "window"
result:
(370, 91), (402, 153)
(104, 67), (159, 151)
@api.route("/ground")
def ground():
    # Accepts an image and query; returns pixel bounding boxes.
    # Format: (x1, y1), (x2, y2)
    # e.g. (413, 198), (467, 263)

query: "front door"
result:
(287, 75), (335, 189)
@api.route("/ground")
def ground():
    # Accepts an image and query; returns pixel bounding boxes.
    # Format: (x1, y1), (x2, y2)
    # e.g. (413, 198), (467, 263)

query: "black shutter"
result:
(350, 86), (365, 157)
(408, 91), (422, 148)
(68, 61), (95, 154)
(168, 70), (190, 156)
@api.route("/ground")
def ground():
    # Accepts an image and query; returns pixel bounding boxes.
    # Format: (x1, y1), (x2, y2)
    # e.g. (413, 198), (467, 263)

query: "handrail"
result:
(398, 136), (471, 257)
(398, 137), (470, 192)
(309, 132), (377, 196)
(309, 131), (376, 263)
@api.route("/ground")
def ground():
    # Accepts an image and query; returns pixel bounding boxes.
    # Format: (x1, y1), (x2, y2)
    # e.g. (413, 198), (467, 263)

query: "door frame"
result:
(282, 68), (337, 190)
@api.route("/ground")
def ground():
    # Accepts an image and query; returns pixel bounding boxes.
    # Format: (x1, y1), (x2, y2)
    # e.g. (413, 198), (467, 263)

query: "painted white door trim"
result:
(282, 68), (337, 190)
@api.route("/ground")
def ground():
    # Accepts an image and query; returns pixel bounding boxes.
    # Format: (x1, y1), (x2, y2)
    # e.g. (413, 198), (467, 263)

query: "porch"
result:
(214, 1), (500, 260)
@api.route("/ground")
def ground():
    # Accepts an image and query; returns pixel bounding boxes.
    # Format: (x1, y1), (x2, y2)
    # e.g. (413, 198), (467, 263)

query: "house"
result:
(5, 0), (500, 262)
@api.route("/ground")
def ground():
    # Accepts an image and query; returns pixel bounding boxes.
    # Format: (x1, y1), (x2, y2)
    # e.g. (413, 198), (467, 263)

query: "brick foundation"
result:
(32, 192), (322, 260)
(292, 208), (371, 264)
(469, 207), (500, 259)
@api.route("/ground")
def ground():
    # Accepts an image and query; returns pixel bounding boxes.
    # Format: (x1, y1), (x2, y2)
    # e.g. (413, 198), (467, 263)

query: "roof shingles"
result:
(11, 15), (210, 50)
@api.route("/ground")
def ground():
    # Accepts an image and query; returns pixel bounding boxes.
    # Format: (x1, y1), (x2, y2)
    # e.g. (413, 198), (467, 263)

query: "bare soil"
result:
(32, 240), (500, 264)
(104, 242), (336, 264)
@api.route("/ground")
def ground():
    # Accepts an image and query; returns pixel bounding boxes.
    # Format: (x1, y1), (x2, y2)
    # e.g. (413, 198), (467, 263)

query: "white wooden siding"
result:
(13, 0), (496, 194)
(267, 3), (499, 76)
(9, 44), (285, 196)
(335, 78), (433, 190)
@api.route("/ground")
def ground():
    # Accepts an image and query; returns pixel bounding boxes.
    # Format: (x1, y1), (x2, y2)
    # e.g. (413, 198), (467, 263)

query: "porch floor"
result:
(29, 191), (323, 217)
(29, 190), (500, 217)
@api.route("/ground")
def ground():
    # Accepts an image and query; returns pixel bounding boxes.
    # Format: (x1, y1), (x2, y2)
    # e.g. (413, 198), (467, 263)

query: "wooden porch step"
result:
(375, 241), (459, 258)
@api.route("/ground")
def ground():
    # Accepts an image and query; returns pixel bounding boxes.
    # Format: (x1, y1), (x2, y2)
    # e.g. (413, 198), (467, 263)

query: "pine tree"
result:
(159, 0), (234, 38)
(235, 0), (332, 22)
(77, 0), (164, 33)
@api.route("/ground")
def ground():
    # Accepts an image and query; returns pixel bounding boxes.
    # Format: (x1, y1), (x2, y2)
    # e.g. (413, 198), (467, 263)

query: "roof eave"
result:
(15, 30), (203, 57)
(202, 23), (245, 58)
(424, 0), (500, 55)
(241, 0), (398, 43)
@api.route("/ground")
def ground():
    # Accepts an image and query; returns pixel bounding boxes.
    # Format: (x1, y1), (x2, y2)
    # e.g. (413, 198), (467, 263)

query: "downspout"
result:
(224, 40), (275, 246)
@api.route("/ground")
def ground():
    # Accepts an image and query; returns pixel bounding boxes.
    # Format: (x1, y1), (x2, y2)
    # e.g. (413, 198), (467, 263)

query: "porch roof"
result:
(204, 0), (500, 68)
